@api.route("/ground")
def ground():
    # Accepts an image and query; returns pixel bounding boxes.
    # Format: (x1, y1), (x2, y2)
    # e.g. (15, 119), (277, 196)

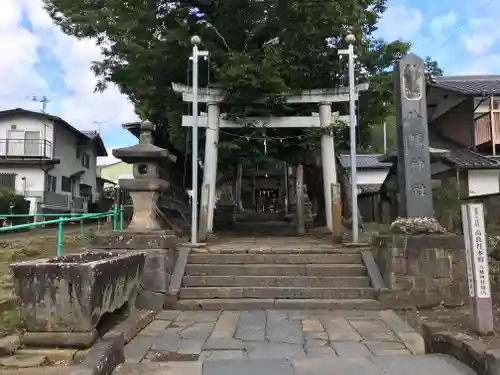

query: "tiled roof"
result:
(428, 135), (500, 168)
(340, 154), (392, 169)
(380, 135), (500, 169)
(429, 75), (500, 95)
(359, 184), (382, 194)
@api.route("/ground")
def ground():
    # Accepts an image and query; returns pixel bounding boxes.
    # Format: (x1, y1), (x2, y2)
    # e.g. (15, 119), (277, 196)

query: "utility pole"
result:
(93, 121), (105, 133)
(189, 35), (209, 246)
(383, 122), (387, 154)
(338, 32), (359, 243)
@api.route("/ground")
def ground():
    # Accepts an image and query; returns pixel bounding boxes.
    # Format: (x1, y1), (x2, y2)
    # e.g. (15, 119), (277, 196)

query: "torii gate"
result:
(172, 83), (369, 239)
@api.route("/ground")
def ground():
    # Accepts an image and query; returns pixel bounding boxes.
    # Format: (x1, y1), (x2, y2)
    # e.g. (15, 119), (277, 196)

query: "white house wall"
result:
(356, 170), (388, 186)
(52, 126), (98, 200)
(468, 169), (500, 196)
(0, 167), (45, 197)
(0, 115), (54, 156)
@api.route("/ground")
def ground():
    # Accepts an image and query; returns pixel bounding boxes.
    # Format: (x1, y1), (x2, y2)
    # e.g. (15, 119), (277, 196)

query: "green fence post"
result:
(112, 204), (118, 232)
(120, 204), (124, 232)
(57, 217), (64, 257)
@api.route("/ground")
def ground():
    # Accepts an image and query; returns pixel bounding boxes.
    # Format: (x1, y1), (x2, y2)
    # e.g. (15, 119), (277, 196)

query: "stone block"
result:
(142, 270), (170, 293)
(11, 251), (145, 348)
(90, 232), (177, 250)
(373, 234), (467, 308)
(0, 334), (20, 355)
(330, 342), (371, 357)
(136, 290), (165, 311)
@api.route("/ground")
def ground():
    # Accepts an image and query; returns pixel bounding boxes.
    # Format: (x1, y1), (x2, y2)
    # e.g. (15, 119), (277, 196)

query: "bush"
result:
(0, 189), (31, 226)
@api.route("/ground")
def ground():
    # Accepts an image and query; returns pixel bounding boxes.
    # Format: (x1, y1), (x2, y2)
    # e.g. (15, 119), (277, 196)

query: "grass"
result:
(0, 221), (111, 334)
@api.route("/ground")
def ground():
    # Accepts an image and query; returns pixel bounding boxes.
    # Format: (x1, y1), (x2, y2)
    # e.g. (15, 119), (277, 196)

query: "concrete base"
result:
(21, 330), (97, 349)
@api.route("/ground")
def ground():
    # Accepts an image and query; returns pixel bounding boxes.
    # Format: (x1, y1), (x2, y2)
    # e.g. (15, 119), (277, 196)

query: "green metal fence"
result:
(0, 204), (126, 256)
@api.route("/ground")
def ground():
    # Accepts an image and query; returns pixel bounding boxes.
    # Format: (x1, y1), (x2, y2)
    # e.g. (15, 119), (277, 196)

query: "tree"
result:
(424, 56), (444, 81)
(44, 0), (411, 223)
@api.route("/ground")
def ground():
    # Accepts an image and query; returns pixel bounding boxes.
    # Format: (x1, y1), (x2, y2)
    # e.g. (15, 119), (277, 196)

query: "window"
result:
(61, 177), (71, 192)
(76, 148), (81, 159)
(81, 153), (90, 168)
(47, 175), (57, 192)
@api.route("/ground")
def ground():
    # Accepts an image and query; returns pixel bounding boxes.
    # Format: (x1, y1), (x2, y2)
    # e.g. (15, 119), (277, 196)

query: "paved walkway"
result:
(115, 310), (477, 374)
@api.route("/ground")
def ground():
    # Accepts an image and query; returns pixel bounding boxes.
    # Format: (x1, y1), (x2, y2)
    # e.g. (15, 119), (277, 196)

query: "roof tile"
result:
(429, 75), (500, 95)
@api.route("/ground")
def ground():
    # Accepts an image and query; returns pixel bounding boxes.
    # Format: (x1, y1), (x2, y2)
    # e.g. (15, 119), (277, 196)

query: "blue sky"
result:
(0, 0), (498, 165)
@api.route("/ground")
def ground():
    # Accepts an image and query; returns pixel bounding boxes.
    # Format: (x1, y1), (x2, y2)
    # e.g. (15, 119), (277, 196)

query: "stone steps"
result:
(176, 298), (381, 310)
(177, 249), (380, 310)
(182, 275), (370, 287)
(188, 253), (362, 264)
(179, 286), (376, 299)
(185, 263), (367, 277)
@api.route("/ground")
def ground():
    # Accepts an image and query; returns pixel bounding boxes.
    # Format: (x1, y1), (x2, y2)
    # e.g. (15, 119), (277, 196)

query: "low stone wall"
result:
(421, 322), (500, 375)
(372, 234), (467, 308)
(90, 232), (178, 311)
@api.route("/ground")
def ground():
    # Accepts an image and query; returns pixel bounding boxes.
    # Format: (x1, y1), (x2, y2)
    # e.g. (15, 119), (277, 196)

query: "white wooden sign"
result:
(461, 204), (475, 297)
(463, 203), (491, 298)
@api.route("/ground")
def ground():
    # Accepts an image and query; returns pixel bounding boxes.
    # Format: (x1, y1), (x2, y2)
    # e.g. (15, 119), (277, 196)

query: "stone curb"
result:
(421, 322), (500, 375)
(66, 309), (156, 375)
(360, 250), (388, 292)
(165, 246), (191, 309)
(68, 333), (124, 375)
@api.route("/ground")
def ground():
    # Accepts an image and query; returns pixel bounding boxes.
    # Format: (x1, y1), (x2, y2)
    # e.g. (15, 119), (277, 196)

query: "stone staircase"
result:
(176, 248), (380, 310)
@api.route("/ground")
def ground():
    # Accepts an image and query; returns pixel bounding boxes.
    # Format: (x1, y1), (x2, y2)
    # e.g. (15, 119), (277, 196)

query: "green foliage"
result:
(432, 184), (461, 231)
(43, 0), (415, 172)
(0, 189), (30, 225)
(424, 56), (444, 80)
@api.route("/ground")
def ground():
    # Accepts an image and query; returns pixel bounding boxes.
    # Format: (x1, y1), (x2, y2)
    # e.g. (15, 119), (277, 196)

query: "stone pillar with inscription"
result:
(394, 53), (433, 219)
(369, 55), (472, 310)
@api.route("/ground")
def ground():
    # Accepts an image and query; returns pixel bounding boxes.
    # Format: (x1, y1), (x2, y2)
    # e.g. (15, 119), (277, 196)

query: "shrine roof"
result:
(340, 154), (392, 169)
(428, 75), (500, 96)
(359, 184), (382, 194)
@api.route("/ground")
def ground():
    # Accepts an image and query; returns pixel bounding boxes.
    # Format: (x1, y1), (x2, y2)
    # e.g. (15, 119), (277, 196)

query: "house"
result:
(422, 76), (500, 196)
(97, 161), (133, 188)
(0, 108), (107, 215)
(340, 154), (392, 222)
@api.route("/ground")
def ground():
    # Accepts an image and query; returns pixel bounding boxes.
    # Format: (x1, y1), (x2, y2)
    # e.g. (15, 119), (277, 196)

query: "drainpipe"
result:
(456, 167), (460, 199)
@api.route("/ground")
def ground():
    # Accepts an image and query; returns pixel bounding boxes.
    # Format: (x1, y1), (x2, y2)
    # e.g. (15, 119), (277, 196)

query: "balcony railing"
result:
(0, 139), (53, 158)
(475, 112), (500, 145)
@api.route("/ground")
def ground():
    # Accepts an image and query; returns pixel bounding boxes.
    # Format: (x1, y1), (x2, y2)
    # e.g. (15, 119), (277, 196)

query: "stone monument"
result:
(113, 119), (177, 232)
(394, 53), (433, 218)
(370, 54), (467, 309)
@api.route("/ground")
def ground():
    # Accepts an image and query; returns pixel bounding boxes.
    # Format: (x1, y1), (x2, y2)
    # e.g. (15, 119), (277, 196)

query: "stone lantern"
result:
(112, 120), (177, 232)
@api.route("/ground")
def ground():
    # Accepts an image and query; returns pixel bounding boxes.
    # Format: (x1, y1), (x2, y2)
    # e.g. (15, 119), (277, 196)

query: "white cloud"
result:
(429, 11), (458, 42)
(376, 5), (423, 41)
(460, 17), (500, 55)
(0, 0), (138, 133)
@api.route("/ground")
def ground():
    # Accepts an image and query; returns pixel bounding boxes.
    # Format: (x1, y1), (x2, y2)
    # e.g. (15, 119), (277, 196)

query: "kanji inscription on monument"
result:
(394, 53), (433, 217)
(461, 202), (493, 335)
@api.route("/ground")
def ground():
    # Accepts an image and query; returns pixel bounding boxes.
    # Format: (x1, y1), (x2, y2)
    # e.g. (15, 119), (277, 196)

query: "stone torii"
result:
(172, 82), (369, 239)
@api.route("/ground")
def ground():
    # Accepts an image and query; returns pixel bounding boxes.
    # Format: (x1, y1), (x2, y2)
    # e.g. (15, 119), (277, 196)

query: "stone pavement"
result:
(116, 310), (478, 374)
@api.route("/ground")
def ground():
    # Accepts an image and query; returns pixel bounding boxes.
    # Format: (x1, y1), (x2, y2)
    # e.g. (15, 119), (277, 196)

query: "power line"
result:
(439, 0), (497, 48)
